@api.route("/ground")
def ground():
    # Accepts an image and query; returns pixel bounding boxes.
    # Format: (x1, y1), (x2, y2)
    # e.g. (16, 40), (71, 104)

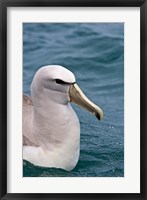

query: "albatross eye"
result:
(55, 79), (68, 85)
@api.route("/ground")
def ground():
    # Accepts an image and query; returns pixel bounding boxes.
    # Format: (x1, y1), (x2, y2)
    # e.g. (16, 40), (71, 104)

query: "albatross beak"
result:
(69, 83), (103, 120)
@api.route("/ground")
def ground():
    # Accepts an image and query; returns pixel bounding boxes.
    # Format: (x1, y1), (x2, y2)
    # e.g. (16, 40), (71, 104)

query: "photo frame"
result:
(0, 0), (147, 199)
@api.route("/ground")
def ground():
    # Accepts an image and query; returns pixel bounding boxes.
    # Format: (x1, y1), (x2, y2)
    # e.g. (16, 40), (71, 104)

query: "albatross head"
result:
(31, 65), (103, 120)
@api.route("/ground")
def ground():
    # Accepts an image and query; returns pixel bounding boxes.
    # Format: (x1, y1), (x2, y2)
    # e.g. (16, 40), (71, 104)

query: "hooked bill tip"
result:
(95, 112), (101, 120)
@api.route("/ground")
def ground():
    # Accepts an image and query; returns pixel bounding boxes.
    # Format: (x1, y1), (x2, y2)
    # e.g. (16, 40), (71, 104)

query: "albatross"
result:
(23, 65), (103, 171)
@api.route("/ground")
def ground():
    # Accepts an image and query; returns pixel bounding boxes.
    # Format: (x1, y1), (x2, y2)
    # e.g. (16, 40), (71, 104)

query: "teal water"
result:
(23, 23), (124, 177)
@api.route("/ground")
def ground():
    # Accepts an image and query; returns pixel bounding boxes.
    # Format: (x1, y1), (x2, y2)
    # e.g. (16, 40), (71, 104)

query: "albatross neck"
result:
(30, 94), (80, 150)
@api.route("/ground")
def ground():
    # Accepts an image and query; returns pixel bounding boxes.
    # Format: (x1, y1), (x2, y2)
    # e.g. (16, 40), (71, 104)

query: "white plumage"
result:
(23, 65), (103, 171)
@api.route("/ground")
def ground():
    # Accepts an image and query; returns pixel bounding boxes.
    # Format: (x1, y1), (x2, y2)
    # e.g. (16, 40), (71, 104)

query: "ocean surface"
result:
(23, 23), (124, 177)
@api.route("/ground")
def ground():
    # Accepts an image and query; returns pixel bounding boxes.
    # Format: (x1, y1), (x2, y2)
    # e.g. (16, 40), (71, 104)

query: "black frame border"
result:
(0, 0), (146, 199)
